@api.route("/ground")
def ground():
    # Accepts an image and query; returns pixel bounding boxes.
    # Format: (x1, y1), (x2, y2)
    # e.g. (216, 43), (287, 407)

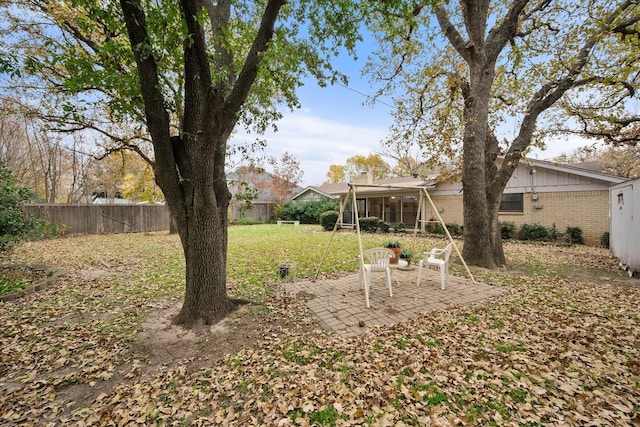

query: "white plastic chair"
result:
(417, 242), (453, 289)
(359, 247), (394, 308)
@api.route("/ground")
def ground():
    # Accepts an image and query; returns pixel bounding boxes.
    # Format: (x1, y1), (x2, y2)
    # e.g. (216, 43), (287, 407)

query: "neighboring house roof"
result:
(291, 186), (337, 201)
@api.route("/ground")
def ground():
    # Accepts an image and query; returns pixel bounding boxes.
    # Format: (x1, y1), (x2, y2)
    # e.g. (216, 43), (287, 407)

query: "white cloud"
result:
(528, 134), (603, 161)
(230, 111), (390, 186)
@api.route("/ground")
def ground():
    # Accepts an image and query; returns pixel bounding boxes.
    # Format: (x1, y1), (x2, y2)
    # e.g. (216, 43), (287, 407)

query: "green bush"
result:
(518, 223), (549, 241)
(601, 231), (610, 248)
(0, 167), (42, 253)
(432, 223), (445, 235)
(500, 221), (517, 240)
(282, 200), (339, 224)
(230, 217), (263, 226)
(319, 210), (339, 231)
(273, 204), (285, 221)
(359, 216), (384, 233)
(429, 222), (462, 237)
(566, 227), (584, 245)
(392, 223), (406, 233)
(446, 223), (463, 237)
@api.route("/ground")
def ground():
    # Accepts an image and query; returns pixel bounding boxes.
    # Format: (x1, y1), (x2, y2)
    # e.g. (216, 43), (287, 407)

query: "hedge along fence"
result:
(23, 204), (171, 236)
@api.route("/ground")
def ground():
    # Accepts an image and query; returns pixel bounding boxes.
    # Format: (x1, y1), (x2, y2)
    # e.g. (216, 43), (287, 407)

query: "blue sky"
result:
(229, 49), (398, 187)
(229, 36), (593, 188)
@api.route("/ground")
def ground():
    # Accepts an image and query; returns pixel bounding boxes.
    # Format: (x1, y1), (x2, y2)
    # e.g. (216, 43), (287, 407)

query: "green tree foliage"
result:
(325, 154), (392, 183)
(345, 154), (391, 180)
(0, 167), (40, 252)
(325, 164), (346, 183)
(364, 0), (639, 268)
(1, 0), (362, 325)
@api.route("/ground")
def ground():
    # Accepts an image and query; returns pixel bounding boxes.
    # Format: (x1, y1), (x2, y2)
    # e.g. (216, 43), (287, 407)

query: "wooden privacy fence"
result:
(229, 202), (275, 222)
(23, 204), (171, 235)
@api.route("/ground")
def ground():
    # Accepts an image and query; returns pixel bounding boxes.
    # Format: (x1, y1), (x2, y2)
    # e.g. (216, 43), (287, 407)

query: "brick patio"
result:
(284, 265), (507, 337)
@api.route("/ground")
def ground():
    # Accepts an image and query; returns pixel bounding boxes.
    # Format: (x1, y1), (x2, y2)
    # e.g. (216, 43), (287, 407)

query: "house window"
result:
(368, 197), (383, 219)
(402, 196), (418, 226)
(384, 196), (402, 223)
(500, 193), (524, 212)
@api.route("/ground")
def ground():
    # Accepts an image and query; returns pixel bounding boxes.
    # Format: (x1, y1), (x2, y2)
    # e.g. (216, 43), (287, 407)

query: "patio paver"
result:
(285, 266), (507, 337)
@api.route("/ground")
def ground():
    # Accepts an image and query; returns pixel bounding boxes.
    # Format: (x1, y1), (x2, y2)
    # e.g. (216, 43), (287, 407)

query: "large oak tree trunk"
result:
(172, 188), (235, 326)
(460, 61), (500, 269)
(165, 130), (236, 326)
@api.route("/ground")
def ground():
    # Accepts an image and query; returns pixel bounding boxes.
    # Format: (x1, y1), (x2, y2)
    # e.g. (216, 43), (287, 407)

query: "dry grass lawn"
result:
(1, 225), (639, 426)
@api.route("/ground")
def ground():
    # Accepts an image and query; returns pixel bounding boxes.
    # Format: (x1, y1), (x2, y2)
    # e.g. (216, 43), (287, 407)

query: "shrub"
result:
(319, 210), (339, 231)
(429, 222), (462, 237)
(601, 231), (610, 248)
(273, 204), (285, 221)
(230, 217), (263, 226)
(0, 167), (42, 253)
(518, 223), (549, 241)
(566, 227), (584, 245)
(432, 223), (445, 235)
(393, 223), (406, 233)
(446, 223), (463, 237)
(500, 221), (517, 240)
(282, 200), (339, 224)
(359, 216), (383, 233)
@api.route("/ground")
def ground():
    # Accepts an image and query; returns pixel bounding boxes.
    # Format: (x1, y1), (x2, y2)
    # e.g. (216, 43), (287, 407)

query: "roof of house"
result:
(291, 186), (337, 201)
(295, 176), (436, 198)
(568, 161), (603, 172)
(291, 157), (627, 201)
(526, 158), (627, 184)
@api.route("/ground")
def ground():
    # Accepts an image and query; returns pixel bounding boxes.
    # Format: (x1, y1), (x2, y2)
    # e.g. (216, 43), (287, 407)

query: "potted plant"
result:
(399, 248), (413, 266)
(383, 240), (402, 264)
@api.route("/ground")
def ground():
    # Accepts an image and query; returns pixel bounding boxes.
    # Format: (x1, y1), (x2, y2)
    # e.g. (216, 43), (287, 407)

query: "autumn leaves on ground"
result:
(1, 225), (639, 426)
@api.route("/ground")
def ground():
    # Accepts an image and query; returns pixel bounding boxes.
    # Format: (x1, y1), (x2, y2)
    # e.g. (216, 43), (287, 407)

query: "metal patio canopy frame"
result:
(313, 182), (476, 308)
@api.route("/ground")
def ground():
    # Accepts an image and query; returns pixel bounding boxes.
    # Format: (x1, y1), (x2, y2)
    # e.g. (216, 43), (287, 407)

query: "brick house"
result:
(296, 158), (628, 246)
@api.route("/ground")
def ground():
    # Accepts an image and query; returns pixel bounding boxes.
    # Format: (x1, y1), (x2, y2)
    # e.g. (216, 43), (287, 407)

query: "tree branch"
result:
(201, 0), (235, 95)
(497, 0), (639, 187)
(612, 13), (640, 35)
(434, 5), (470, 62)
(120, 0), (179, 201)
(485, 0), (530, 61)
(220, 0), (285, 133)
(94, 142), (154, 165)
